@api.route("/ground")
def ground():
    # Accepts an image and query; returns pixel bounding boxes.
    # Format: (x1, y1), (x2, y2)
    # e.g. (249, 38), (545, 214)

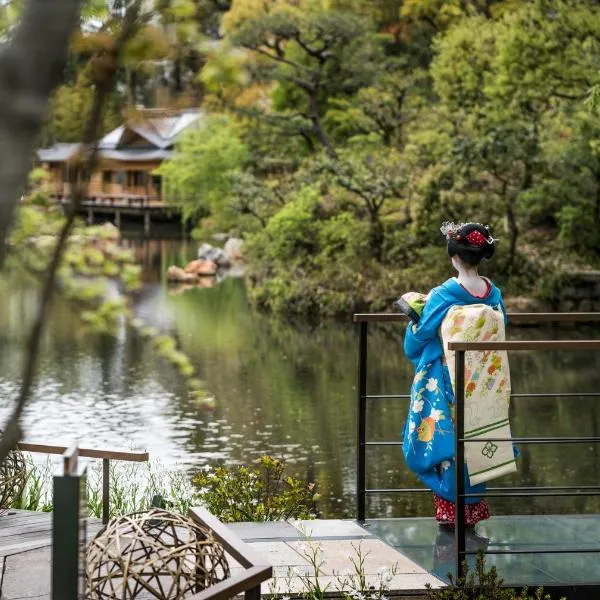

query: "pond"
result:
(1, 235), (600, 518)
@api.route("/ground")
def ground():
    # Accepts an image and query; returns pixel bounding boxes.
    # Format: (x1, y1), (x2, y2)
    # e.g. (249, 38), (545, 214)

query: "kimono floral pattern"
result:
(402, 277), (507, 504)
(404, 361), (455, 477)
(441, 304), (517, 485)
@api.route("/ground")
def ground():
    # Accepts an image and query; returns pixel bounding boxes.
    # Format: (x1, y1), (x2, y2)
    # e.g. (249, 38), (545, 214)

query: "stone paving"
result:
(0, 511), (443, 599)
(226, 519), (444, 598)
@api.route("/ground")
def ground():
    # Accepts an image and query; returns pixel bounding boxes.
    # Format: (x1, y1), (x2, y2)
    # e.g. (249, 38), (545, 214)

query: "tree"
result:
(157, 114), (249, 221)
(0, 0), (160, 461)
(41, 71), (122, 145)
(318, 148), (407, 261)
(0, 0), (82, 267)
(223, 7), (384, 156)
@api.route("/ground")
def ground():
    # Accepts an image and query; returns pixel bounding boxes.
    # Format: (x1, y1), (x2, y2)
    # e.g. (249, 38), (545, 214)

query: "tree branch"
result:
(293, 33), (326, 63)
(0, 0), (145, 462)
(253, 46), (306, 73)
(0, 0), (82, 267)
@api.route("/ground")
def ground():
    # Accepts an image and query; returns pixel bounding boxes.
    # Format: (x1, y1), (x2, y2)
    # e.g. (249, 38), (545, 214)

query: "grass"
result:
(12, 458), (197, 518)
(268, 537), (397, 600)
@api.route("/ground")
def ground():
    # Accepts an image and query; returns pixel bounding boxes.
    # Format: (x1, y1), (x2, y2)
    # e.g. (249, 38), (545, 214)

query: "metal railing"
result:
(17, 442), (149, 524)
(451, 339), (600, 580)
(354, 312), (600, 582)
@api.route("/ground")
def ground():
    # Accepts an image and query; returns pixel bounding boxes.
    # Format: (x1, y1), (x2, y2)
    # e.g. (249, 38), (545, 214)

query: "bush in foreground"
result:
(426, 550), (566, 600)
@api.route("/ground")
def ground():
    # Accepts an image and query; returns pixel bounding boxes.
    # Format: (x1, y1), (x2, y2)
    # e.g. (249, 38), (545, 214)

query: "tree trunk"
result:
(0, 0), (83, 266)
(173, 54), (183, 94)
(595, 171), (600, 225)
(369, 209), (384, 262)
(505, 198), (518, 273)
(128, 68), (138, 104)
(307, 89), (336, 159)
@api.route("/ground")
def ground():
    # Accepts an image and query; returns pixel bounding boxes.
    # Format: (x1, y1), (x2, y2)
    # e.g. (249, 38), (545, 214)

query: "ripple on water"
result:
(4, 269), (600, 518)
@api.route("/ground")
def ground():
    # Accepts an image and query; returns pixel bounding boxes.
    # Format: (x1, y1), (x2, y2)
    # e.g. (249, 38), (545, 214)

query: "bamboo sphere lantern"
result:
(86, 508), (230, 599)
(0, 449), (26, 515)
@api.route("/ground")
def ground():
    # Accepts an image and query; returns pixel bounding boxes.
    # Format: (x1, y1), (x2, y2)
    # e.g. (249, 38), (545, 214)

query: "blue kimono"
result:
(402, 277), (507, 503)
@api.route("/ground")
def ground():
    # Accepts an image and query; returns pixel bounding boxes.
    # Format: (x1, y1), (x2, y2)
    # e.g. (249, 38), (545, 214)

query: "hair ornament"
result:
(465, 230), (487, 247)
(440, 221), (465, 240)
(441, 221), (498, 245)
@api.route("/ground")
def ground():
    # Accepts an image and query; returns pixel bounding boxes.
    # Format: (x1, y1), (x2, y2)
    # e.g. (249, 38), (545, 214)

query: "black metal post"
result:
(102, 458), (110, 525)
(357, 321), (368, 522)
(52, 465), (87, 599)
(245, 585), (261, 600)
(454, 349), (466, 580)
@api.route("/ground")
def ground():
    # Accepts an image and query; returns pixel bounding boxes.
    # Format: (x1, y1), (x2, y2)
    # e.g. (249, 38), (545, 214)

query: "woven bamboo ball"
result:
(0, 449), (26, 515)
(86, 508), (230, 599)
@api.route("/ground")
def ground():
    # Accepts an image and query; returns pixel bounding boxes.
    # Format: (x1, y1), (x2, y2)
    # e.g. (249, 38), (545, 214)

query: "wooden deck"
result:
(0, 510), (102, 600)
(0, 511), (443, 599)
(5, 510), (600, 599)
(51, 194), (182, 233)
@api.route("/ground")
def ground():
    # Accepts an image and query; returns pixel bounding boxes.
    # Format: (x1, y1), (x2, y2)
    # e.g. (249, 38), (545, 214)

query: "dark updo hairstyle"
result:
(442, 222), (496, 267)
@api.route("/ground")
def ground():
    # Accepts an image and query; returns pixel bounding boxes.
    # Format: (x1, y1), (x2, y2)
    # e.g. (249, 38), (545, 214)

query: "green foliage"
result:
(41, 74), (121, 145)
(192, 455), (319, 522)
(163, 0), (600, 316)
(426, 550), (564, 600)
(259, 186), (320, 261)
(12, 458), (198, 518)
(13, 457), (54, 513)
(157, 114), (249, 222)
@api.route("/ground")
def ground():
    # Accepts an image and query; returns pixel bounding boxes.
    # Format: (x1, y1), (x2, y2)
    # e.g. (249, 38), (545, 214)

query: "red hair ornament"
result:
(465, 230), (487, 246)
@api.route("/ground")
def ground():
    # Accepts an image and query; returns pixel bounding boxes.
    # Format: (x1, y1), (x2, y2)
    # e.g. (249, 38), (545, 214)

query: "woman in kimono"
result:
(400, 222), (507, 528)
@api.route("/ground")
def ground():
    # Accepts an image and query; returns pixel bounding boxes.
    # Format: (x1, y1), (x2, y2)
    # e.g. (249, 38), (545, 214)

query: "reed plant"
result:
(268, 538), (396, 600)
(13, 456), (53, 512)
(11, 458), (197, 518)
(12, 454), (317, 523)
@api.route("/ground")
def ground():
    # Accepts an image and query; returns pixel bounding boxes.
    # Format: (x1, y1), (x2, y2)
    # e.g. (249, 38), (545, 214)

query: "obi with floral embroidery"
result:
(402, 278), (508, 504)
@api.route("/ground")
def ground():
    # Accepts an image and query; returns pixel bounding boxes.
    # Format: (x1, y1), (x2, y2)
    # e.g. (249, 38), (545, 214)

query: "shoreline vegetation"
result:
(151, 1), (600, 319)
(12, 455), (318, 522)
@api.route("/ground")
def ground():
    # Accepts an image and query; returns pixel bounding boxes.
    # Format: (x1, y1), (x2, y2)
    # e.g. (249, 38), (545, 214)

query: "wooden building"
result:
(37, 109), (202, 206)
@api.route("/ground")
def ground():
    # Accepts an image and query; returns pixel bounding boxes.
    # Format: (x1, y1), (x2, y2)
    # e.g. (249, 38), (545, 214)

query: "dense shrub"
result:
(192, 455), (319, 522)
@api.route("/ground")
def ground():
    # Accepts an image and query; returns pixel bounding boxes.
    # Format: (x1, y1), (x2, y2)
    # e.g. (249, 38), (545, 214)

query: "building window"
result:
(151, 175), (162, 193)
(126, 171), (146, 187)
(102, 171), (113, 184)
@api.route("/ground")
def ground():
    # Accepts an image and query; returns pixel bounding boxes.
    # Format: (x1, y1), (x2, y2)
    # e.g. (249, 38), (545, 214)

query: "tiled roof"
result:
(99, 110), (202, 150)
(100, 149), (172, 161)
(37, 143), (81, 162)
(37, 110), (202, 163)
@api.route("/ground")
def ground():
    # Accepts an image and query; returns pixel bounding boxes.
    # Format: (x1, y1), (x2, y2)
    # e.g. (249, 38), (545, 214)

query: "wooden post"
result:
(115, 210), (121, 229)
(102, 458), (110, 525)
(87, 207), (93, 225)
(144, 211), (150, 236)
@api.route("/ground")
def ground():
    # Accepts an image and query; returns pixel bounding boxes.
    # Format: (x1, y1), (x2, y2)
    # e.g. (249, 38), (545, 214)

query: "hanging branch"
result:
(0, 0), (147, 463)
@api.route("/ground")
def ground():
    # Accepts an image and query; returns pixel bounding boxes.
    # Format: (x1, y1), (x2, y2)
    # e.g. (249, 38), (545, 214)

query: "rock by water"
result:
(197, 243), (230, 268)
(224, 237), (244, 262)
(167, 266), (197, 283)
(184, 259), (217, 276)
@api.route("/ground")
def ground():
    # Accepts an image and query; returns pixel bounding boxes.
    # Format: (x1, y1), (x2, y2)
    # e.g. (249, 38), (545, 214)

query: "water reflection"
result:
(1, 238), (600, 518)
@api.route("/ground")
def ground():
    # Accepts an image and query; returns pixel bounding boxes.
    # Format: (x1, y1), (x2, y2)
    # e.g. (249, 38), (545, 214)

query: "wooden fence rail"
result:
(17, 442), (149, 524)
